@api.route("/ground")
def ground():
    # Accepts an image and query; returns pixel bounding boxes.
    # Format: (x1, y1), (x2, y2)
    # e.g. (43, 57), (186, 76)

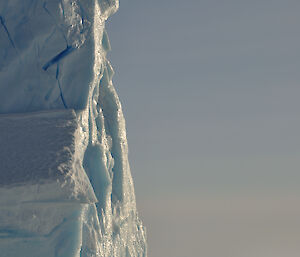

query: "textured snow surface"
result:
(0, 0), (147, 256)
(0, 109), (96, 205)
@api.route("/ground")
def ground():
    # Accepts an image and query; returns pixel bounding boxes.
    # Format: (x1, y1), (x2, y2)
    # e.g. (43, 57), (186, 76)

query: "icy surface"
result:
(0, 0), (146, 256)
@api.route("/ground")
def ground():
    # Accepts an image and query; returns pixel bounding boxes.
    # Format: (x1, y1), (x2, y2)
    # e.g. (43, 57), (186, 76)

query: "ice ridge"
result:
(0, 1), (147, 256)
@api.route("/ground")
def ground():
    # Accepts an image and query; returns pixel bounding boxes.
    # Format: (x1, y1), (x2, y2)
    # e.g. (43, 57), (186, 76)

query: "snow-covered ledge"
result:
(0, 110), (96, 257)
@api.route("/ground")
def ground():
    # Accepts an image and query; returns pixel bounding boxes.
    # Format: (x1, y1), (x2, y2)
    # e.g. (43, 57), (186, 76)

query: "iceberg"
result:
(0, 1), (147, 256)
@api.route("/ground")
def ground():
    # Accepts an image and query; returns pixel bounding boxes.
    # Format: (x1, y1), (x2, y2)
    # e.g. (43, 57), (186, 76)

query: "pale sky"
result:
(106, 1), (300, 256)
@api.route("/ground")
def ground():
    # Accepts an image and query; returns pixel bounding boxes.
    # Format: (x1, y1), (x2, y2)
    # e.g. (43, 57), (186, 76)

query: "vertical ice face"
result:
(0, 1), (147, 256)
(0, 0), (96, 112)
(0, 0), (120, 112)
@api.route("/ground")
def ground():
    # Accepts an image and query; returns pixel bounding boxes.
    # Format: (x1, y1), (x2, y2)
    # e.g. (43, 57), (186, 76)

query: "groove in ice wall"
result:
(0, 1), (147, 256)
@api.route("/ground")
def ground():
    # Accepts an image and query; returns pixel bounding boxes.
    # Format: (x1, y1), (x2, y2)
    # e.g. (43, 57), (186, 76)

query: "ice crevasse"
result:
(0, 1), (147, 256)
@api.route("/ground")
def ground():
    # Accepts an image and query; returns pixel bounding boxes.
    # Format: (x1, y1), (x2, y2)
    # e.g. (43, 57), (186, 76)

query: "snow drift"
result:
(0, 1), (147, 256)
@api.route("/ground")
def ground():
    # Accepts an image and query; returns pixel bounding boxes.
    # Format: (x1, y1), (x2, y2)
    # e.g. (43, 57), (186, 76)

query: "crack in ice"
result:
(0, 15), (16, 49)
(43, 2), (68, 44)
(42, 45), (74, 71)
(56, 64), (68, 109)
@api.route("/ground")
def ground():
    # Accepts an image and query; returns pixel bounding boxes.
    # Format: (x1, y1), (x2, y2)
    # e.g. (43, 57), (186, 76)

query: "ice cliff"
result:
(0, 1), (147, 256)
